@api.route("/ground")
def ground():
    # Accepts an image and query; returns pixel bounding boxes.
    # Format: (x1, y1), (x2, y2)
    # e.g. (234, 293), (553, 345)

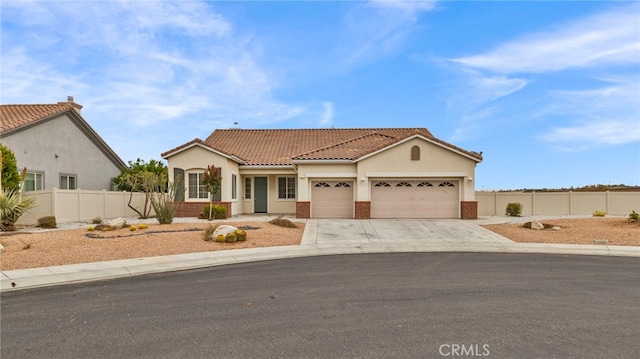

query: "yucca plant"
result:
(0, 187), (36, 231)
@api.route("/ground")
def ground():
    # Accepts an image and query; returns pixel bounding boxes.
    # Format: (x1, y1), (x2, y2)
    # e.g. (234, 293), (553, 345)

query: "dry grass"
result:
(483, 217), (639, 246)
(0, 221), (304, 271)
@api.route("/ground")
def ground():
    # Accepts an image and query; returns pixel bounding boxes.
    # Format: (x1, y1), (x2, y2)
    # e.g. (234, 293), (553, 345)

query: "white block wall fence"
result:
(18, 188), (153, 225)
(476, 191), (640, 217)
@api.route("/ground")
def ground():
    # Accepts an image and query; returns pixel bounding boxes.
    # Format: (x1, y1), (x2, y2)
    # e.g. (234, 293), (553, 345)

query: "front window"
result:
(60, 175), (77, 190)
(278, 177), (296, 199)
(231, 173), (237, 200)
(244, 177), (251, 199)
(24, 172), (44, 191)
(188, 172), (208, 199)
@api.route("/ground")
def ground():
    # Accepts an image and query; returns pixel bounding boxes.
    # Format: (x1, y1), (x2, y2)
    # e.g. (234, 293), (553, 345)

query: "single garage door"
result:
(311, 181), (354, 218)
(371, 180), (459, 219)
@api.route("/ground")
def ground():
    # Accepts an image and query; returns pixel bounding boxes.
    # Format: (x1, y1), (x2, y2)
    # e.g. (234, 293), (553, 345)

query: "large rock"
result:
(212, 225), (238, 239)
(107, 217), (127, 229)
(530, 220), (545, 230)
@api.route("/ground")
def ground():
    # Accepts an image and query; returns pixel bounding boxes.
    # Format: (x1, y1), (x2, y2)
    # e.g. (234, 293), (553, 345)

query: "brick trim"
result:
(296, 201), (310, 219)
(461, 201), (478, 220)
(355, 201), (371, 219)
(176, 202), (231, 219)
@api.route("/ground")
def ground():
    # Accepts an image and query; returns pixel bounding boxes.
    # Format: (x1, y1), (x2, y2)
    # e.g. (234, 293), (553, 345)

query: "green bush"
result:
(506, 202), (522, 217)
(37, 216), (57, 228)
(236, 229), (247, 241)
(0, 144), (22, 192)
(628, 210), (638, 223)
(203, 205), (227, 220)
(592, 210), (606, 217)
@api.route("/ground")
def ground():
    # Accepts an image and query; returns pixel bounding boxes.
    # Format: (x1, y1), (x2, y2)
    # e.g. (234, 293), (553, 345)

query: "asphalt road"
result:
(2, 253), (638, 359)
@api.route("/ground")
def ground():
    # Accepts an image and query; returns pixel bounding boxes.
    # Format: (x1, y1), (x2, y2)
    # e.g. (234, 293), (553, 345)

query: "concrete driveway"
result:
(303, 218), (514, 246)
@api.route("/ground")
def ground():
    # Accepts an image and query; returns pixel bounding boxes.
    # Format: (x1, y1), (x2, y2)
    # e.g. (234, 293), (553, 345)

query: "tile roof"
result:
(0, 101), (82, 133)
(163, 128), (482, 165)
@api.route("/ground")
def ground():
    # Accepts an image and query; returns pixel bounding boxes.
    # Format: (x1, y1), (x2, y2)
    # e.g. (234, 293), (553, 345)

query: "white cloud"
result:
(451, 4), (640, 74)
(369, 0), (437, 12)
(320, 102), (335, 126)
(1, 0), (305, 129)
(541, 77), (640, 146)
(339, 0), (437, 66)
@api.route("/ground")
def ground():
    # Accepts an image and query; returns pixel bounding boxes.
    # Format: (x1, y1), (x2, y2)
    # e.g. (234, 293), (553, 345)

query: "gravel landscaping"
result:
(0, 216), (637, 271)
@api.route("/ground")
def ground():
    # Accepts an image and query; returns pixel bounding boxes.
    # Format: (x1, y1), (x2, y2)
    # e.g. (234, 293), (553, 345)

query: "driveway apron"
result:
(311, 219), (513, 246)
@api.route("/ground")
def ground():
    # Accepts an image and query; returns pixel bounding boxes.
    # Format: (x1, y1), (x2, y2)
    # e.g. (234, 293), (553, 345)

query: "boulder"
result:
(211, 225), (238, 240)
(107, 217), (127, 229)
(530, 220), (545, 230)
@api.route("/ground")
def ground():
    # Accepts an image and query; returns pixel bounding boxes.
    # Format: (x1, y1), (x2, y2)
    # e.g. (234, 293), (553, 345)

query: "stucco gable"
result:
(355, 134), (483, 163)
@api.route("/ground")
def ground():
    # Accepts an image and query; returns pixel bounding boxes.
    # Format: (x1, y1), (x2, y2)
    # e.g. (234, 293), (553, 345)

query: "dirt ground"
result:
(0, 221), (304, 271)
(483, 217), (639, 247)
(1, 217), (638, 271)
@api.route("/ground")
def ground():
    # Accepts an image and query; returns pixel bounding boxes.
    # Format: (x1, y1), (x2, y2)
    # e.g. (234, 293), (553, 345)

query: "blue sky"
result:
(1, 0), (638, 190)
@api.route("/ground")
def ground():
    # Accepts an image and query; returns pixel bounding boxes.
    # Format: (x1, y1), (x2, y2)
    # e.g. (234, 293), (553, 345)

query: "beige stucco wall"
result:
(296, 163), (357, 201)
(167, 147), (303, 215)
(356, 137), (478, 201)
(166, 146), (242, 214)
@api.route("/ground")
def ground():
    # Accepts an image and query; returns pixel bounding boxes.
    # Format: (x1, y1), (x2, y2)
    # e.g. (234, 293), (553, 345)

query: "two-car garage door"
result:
(371, 180), (459, 219)
(311, 179), (459, 219)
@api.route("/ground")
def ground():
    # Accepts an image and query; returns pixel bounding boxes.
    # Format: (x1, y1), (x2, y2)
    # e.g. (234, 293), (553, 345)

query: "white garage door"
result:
(371, 180), (459, 219)
(311, 181), (354, 218)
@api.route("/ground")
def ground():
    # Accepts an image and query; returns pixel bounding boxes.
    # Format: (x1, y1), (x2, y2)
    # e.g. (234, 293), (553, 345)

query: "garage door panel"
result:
(371, 180), (459, 219)
(312, 181), (354, 219)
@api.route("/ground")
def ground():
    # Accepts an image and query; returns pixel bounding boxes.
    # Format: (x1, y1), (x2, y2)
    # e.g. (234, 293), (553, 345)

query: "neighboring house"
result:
(162, 128), (483, 219)
(0, 97), (127, 191)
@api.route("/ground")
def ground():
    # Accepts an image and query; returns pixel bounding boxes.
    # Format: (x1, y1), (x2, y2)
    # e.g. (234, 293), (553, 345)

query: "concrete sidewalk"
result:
(2, 218), (639, 292)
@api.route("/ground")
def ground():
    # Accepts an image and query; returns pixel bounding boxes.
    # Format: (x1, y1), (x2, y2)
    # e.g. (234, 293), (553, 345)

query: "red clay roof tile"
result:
(162, 128), (482, 165)
(0, 103), (75, 133)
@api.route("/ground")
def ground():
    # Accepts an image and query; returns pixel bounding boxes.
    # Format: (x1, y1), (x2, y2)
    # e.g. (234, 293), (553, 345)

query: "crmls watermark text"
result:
(439, 344), (490, 357)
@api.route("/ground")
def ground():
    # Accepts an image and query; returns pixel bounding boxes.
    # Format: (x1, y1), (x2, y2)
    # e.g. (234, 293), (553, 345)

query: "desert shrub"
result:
(269, 216), (297, 228)
(138, 223), (148, 229)
(37, 216), (57, 229)
(592, 210), (606, 217)
(130, 225), (137, 231)
(203, 223), (220, 241)
(215, 234), (226, 243)
(505, 203), (522, 217)
(628, 210), (639, 223)
(225, 232), (237, 243)
(236, 229), (247, 241)
(0, 186), (36, 231)
(92, 217), (102, 224)
(87, 226), (95, 231)
(203, 205), (227, 220)
(94, 224), (113, 231)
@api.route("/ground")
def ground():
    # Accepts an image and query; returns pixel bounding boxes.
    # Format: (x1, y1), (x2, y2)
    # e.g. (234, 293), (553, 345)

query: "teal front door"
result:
(254, 177), (268, 213)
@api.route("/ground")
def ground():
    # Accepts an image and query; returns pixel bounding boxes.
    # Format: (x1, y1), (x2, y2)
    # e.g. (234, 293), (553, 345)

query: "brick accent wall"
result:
(296, 201), (310, 219)
(175, 202), (231, 219)
(460, 201), (478, 220)
(355, 201), (371, 219)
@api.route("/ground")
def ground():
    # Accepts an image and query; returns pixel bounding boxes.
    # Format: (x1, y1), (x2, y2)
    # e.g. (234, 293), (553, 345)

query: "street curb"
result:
(2, 242), (638, 292)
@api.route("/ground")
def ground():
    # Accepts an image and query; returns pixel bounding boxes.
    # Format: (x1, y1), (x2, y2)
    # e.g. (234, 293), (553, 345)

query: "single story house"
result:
(161, 128), (483, 219)
(0, 97), (127, 191)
